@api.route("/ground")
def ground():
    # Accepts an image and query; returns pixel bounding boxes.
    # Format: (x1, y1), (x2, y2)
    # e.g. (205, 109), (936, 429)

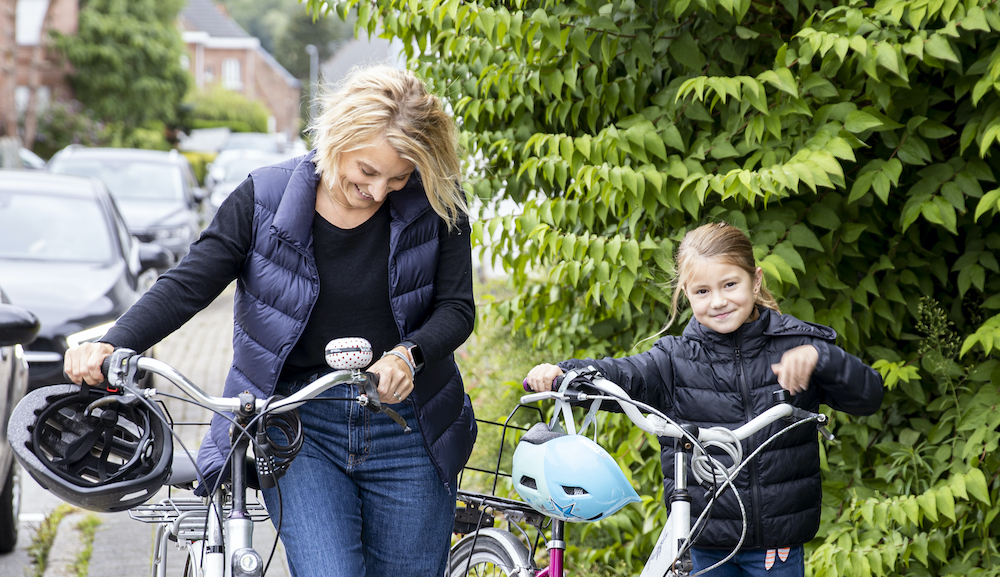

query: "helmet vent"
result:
(519, 475), (537, 490)
(562, 486), (588, 496)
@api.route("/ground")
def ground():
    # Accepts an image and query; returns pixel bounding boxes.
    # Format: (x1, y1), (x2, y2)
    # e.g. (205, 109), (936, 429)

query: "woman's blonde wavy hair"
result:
(663, 222), (781, 332)
(309, 65), (467, 229)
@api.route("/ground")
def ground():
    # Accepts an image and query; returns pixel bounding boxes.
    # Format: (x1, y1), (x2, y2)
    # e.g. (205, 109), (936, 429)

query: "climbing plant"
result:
(307, 0), (1000, 574)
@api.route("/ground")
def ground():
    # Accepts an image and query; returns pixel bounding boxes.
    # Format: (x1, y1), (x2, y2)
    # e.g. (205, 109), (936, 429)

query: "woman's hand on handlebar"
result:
(523, 363), (564, 392)
(367, 346), (414, 404)
(64, 342), (115, 386)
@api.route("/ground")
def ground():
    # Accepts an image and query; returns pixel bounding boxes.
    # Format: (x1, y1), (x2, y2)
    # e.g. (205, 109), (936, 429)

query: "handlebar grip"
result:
(365, 371), (380, 387)
(522, 374), (564, 392)
(100, 356), (112, 380)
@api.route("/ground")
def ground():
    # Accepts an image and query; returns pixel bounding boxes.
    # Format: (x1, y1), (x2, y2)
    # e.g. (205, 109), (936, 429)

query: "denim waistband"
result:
(275, 371), (329, 396)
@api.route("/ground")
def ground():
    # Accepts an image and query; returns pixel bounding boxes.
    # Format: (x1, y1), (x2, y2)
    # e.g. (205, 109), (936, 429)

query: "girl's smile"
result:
(684, 258), (763, 334)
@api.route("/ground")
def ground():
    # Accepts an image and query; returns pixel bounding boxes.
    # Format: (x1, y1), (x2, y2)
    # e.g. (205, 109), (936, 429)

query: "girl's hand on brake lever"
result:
(523, 363), (564, 392)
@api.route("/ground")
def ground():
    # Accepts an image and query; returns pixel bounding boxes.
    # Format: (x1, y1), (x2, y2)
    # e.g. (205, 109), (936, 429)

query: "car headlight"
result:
(66, 320), (117, 348)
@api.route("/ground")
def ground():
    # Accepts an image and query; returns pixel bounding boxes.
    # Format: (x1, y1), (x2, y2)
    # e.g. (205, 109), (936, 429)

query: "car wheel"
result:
(0, 460), (21, 553)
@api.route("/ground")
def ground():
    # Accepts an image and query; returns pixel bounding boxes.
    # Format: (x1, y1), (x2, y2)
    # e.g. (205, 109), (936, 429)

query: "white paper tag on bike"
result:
(325, 337), (373, 369)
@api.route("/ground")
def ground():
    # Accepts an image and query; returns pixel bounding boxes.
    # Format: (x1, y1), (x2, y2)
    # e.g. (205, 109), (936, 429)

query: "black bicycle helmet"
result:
(8, 384), (172, 512)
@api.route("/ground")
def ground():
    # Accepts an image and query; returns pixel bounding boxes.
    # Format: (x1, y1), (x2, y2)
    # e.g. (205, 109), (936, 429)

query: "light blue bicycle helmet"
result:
(512, 423), (640, 523)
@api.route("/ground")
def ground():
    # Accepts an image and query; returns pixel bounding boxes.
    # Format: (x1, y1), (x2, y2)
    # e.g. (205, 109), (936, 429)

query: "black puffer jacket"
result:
(558, 307), (883, 550)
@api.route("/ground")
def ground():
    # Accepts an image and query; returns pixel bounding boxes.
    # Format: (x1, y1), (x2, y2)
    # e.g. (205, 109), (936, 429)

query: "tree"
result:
(219, 0), (353, 80)
(54, 0), (190, 137)
(307, 0), (1000, 574)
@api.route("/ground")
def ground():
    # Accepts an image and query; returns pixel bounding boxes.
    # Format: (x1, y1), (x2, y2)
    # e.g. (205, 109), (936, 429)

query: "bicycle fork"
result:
(641, 438), (694, 577)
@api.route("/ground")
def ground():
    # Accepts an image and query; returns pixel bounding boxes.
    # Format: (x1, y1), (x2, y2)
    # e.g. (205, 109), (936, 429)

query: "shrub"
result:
(184, 87), (271, 134)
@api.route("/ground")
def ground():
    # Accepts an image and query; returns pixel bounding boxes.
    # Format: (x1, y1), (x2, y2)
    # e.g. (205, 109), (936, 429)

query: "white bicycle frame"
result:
(520, 369), (827, 576)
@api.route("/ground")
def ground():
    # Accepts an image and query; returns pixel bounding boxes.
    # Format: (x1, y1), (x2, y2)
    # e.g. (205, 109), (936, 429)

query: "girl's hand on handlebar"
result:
(64, 342), (115, 386)
(523, 363), (564, 392)
(771, 344), (819, 396)
(368, 346), (414, 404)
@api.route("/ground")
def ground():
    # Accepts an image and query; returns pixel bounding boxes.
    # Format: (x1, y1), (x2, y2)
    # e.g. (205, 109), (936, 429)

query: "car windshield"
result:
(221, 134), (279, 153)
(224, 157), (279, 181)
(0, 191), (113, 263)
(51, 159), (184, 201)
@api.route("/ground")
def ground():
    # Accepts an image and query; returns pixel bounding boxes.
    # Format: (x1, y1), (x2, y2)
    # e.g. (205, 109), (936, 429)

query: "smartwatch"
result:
(399, 340), (425, 373)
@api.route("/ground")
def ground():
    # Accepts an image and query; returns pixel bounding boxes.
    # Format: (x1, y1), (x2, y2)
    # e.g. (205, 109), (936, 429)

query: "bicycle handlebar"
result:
(520, 367), (830, 443)
(99, 347), (409, 431)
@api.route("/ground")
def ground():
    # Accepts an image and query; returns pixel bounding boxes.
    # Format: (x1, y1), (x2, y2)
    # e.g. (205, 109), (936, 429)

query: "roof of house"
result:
(179, 0), (251, 38)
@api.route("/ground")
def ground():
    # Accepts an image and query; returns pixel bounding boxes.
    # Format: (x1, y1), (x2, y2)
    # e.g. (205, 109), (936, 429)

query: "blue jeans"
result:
(261, 381), (455, 577)
(692, 545), (804, 577)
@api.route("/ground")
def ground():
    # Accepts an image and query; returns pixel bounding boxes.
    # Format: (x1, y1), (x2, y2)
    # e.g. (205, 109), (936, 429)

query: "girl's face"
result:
(336, 137), (414, 208)
(683, 258), (763, 334)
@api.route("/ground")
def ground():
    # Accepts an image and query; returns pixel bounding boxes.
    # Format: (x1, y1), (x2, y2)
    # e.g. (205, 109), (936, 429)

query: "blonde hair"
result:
(664, 222), (780, 331)
(310, 65), (467, 229)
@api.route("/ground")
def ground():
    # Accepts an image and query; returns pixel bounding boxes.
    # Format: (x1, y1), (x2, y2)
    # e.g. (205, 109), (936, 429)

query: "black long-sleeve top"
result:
(102, 177), (476, 382)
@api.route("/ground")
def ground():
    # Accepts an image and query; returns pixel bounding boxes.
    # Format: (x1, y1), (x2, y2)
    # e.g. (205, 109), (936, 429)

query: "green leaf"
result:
(670, 33), (706, 71)
(925, 34), (959, 63)
(806, 204), (842, 230)
(966, 468), (991, 505)
(845, 111), (884, 133)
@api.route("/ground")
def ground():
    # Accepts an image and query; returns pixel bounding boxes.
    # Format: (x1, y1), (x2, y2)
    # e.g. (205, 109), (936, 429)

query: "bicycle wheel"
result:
(449, 528), (534, 577)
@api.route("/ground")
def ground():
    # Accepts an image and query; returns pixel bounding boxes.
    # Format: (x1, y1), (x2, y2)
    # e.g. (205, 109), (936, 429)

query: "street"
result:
(0, 282), (292, 576)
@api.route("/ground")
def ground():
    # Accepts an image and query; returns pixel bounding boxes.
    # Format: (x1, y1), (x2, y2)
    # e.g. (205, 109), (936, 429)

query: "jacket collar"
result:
(271, 150), (321, 251)
(682, 307), (837, 351)
(270, 153), (432, 250)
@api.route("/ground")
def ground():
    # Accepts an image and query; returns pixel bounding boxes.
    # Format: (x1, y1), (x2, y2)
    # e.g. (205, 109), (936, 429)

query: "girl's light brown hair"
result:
(664, 222), (781, 331)
(310, 65), (467, 229)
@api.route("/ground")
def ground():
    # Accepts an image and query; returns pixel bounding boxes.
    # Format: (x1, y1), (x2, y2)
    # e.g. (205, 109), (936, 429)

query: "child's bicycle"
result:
(448, 366), (834, 577)
(9, 338), (409, 577)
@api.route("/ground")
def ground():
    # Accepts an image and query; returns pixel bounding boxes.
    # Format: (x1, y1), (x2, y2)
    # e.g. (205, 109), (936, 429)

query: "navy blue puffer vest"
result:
(195, 152), (476, 488)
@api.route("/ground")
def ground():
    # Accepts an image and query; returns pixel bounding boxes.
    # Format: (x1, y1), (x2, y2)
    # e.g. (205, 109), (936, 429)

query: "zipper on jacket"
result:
(734, 333), (764, 549)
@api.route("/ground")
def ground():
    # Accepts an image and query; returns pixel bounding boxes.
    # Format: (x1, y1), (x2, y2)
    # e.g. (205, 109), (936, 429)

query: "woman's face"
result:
(336, 137), (414, 208)
(684, 258), (763, 334)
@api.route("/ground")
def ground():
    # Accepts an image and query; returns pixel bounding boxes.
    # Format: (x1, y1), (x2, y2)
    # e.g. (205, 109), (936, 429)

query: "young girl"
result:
(524, 222), (883, 577)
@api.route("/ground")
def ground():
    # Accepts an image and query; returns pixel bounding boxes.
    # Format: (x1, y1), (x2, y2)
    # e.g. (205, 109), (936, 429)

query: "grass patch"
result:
(27, 504), (74, 577)
(25, 505), (102, 577)
(456, 276), (551, 497)
(71, 514), (102, 577)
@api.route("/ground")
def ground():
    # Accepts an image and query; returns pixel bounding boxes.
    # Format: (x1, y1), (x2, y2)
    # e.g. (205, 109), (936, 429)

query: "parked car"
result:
(0, 286), (39, 553)
(206, 150), (290, 216)
(0, 171), (171, 390)
(19, 148), (46, 170)
(47, 147), (205, 265)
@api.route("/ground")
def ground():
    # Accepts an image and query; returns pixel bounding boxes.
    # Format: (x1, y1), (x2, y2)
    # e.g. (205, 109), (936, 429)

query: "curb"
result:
(42, 512), (88, 577)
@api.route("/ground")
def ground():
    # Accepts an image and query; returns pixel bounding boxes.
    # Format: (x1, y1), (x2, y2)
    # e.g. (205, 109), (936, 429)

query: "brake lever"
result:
(358, 371), (411, 433)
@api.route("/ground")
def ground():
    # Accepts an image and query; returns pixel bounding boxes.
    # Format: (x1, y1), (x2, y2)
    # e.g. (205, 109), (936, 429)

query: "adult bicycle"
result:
(10, 337), (408, 577)
(448, 366), (834, 577)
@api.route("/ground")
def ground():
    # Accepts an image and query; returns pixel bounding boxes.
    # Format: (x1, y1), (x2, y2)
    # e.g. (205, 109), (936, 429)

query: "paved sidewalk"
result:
(48, 284), (292, 577)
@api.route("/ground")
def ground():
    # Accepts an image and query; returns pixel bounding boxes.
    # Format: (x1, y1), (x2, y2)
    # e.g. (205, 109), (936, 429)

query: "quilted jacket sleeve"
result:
(557, 338), (676, 414)
(812, 341), (884, 416)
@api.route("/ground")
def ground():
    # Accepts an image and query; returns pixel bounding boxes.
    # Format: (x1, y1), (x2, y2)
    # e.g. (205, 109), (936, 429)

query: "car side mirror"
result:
(139, 242), (175, 272)
(0, 304), (40, 347)
(193, 186), (208, 204)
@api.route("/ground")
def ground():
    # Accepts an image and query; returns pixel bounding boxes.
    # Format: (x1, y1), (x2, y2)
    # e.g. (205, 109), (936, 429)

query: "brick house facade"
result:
(13, 0), (77, 113)
(179, 0), (302, 140)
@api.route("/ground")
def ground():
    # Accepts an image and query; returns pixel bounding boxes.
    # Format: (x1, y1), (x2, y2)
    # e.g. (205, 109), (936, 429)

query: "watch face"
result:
(408, 344), (424, 366)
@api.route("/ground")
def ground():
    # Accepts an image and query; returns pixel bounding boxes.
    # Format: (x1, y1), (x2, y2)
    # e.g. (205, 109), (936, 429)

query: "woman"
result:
(64, 65), (477, 576)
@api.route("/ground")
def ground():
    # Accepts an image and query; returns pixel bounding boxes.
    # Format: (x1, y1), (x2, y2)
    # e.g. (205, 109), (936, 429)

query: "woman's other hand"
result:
(771, 344), (819, 396)
(523, 363), (564, 392)
(368, 347), (415, 404)
(64, 342), (115, 386)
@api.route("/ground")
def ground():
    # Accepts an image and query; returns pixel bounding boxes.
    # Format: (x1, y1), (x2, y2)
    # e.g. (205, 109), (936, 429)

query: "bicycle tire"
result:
(448, 528), (534, 577)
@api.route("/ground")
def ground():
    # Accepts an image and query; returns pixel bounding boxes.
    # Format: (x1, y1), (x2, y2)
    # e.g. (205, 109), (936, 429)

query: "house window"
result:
(222, 58), (242, 90)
